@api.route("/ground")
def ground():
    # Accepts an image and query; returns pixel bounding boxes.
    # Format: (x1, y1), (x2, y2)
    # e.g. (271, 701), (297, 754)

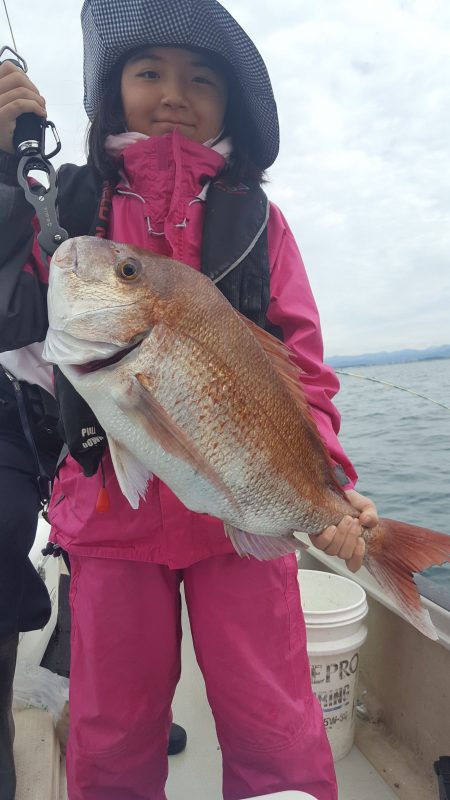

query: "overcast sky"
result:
(2, 0), (449, 356)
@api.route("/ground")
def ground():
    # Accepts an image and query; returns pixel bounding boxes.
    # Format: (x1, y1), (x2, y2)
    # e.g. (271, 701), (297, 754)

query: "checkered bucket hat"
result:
(81, 0), (279, 168)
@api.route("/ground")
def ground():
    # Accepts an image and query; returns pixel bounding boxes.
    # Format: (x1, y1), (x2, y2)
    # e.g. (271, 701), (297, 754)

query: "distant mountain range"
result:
(326, 344), (450, 368)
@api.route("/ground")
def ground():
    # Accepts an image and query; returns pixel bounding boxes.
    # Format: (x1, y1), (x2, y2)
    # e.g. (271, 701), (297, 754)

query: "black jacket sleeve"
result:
(0, 149), (49, 351)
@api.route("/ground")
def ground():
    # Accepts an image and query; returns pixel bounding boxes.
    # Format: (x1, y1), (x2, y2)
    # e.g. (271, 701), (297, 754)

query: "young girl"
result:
(0, 1), (379, 798)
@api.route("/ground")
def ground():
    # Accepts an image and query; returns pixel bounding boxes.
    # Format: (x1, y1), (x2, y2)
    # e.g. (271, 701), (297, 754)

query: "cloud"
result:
(5, 0), (450, 355)
(226, 0), (450, 355)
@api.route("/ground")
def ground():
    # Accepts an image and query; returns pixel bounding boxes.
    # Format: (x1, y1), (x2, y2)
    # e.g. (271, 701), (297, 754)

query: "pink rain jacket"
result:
(49, 131), (357, 567)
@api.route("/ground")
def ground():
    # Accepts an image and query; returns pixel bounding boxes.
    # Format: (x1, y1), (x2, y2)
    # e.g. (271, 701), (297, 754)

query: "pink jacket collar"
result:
(107, 130), (232, 201)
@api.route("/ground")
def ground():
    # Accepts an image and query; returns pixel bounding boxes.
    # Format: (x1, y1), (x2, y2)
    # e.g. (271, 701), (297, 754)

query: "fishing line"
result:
(2, 0), (17, 51)
(335, 369), (450, 412)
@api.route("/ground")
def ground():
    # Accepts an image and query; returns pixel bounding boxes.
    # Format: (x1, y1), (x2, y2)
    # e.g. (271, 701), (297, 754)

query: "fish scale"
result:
(145, 315), (326, 532)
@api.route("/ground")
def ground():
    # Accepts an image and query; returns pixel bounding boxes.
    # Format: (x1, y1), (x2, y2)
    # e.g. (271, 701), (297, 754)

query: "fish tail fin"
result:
(364, 517), (450, 639)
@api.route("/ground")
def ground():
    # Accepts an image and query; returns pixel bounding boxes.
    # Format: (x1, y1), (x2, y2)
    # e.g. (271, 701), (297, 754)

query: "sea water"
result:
(330, 358), (450, 610)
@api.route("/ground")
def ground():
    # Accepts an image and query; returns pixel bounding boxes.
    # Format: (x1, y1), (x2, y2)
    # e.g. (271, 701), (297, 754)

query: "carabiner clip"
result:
(41, 120), (62, 160)
(0, 45), (27, 71)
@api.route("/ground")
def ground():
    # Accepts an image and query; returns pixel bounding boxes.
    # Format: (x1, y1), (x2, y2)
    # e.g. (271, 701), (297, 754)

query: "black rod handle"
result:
(13, 111), (44, 155)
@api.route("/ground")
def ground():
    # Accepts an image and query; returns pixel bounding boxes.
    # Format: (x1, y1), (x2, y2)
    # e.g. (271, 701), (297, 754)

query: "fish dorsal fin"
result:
(236, 312), (314, 420)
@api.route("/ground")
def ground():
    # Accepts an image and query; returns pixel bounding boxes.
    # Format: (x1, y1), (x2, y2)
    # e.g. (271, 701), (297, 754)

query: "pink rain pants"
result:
(66, 552), (337, 800)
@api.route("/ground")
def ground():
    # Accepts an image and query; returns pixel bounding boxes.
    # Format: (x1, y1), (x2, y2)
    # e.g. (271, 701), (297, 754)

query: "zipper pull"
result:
(96, 457), (110, 512)
(96, 487), (110, 513)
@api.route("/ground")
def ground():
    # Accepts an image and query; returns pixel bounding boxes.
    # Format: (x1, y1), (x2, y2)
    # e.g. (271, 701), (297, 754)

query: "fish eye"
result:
(116, 258), (141, 281)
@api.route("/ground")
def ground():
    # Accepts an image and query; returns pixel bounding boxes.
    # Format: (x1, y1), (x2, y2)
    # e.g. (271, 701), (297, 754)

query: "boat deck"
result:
(14, 593), (406, 800)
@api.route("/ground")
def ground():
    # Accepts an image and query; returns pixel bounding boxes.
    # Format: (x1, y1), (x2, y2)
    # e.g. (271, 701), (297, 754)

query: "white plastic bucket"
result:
(298, 569), (368, 761)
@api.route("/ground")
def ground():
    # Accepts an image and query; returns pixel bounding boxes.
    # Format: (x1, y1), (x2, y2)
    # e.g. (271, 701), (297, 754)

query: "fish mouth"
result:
(77, 339), (142, 374)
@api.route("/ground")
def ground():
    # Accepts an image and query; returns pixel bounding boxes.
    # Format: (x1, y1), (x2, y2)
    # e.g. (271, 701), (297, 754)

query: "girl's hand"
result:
(0, 61), (47, 155)
(310, 489), (379, 573)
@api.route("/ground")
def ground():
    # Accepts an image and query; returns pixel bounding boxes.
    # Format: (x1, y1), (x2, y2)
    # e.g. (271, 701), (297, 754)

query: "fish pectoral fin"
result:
(132, 373), (239, 511)
(108, 435), (152, 509)
(224, 524), (300, 560)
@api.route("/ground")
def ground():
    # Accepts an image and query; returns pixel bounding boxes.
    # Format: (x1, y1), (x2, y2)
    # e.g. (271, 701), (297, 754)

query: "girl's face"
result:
(120, 47), (228, 143)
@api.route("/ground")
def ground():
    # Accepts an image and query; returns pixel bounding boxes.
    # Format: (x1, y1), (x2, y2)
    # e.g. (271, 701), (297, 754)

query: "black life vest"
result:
(53, 163), (281, 476)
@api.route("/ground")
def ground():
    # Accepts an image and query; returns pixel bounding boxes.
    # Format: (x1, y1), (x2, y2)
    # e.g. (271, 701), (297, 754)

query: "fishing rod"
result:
(335, 369), (450, 412)
(2, 0), (15, 49)
(1, 0), (68, 258)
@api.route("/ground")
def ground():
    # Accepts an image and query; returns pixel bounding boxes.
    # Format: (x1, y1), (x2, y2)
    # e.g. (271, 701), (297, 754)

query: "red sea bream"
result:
(43, 236), (450, 638)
